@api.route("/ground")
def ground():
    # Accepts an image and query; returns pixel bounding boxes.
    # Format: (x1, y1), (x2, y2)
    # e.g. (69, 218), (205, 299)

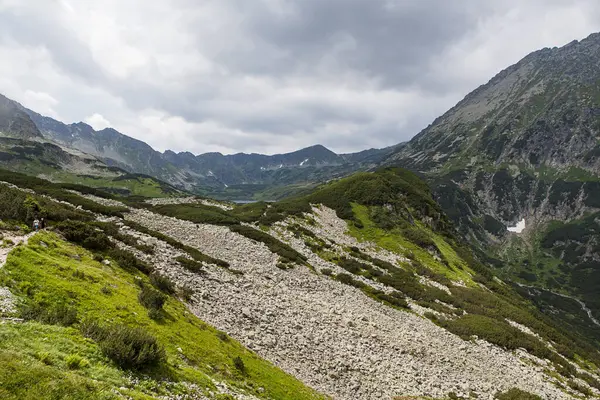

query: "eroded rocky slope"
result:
(86, 194), (594, 400)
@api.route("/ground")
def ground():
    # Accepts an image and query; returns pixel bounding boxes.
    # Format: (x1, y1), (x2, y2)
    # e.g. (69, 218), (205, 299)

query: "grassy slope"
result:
(0, 232), (325, 400)
(53, 173), (175, 198)
(348, 204), (474, 284)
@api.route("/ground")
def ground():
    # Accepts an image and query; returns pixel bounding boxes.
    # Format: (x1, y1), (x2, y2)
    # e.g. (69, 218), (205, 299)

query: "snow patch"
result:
(507, 219), (526, 233)
(300, 158), (309, 166)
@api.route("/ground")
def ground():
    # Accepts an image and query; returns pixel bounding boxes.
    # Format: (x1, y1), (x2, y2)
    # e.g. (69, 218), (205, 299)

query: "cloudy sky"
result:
(1, 0), (600, 155)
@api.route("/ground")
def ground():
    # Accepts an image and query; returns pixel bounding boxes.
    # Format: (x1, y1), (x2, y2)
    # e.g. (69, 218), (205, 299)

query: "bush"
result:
(335, 273), (365, 289)
(138, 284), (167, 312)
(321, 268), (333, 276)
(337, 257), (365, 274)
(495, 388), (541, 400)
(152, 203), (239, 225)
(34, 351), (53, 365)
(375, 292), (409, 309)
(233, 356), (246, 374)
(439, 314), (553, 362)
(180, 286), (194, 302)
(20, 300), (78, 327)
(72, 270), (85, 280)
(80, 321), (165, 370)
(108, 248), (151, 274)
(56, 221), (112, 252)
(402, 228), (435, 248)
(100, 285), (112, 295)
(567, 379), (593, 396)
(65, 354), (88, 370)
(149, 273), (176, 294)
(229, 224), (307, 265)
(176, 256), (204, 273)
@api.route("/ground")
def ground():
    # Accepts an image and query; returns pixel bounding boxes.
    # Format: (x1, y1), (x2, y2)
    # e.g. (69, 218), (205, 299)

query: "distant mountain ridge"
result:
(22, 105), (397, 197)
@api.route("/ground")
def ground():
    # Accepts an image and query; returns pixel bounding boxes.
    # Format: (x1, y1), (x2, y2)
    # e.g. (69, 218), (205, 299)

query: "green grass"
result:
(54, 173), (176, 198)
(0, 232), (325, 400)
(347, 204), (474, 284)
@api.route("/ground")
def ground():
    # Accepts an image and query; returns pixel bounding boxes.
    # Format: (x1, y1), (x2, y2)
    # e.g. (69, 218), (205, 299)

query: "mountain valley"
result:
(1, 30), (600, 400)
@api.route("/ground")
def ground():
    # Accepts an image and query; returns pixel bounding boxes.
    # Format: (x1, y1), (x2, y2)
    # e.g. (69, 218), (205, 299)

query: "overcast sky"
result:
(1, 0), (600, 155)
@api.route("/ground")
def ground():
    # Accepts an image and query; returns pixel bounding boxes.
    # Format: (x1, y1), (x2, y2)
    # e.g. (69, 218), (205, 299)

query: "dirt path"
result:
(0, 232), (34, 267)
(0, 231), (36, 318)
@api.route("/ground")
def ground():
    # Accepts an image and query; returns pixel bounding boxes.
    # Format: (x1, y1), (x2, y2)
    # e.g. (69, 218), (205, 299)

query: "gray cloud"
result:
(1, 0), (600, 155)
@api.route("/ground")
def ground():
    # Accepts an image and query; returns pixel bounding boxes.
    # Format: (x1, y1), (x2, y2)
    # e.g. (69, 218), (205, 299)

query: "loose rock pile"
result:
(123, 206), (578, 400)
(146, 196), (233, 210)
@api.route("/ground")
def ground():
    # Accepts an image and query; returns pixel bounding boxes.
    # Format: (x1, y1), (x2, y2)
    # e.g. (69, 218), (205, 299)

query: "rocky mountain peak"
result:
(0, 94), (44, 140)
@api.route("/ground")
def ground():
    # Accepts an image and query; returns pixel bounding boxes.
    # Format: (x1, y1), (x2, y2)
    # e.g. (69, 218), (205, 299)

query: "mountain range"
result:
(17, 104), (398, 199)
(2, 30), (600, 400)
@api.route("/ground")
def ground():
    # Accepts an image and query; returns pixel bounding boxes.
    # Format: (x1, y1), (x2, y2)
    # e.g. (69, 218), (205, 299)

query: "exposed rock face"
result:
(380, 33), (600, 237)
(122, 206), (577, 400)
(0, 94), (44, 140)
(386, 33), (600, 175)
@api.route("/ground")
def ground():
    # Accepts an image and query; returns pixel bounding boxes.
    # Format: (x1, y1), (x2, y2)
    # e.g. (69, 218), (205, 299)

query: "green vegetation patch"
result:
(495, 388), (541, 400)
(0, 168), (127, 217)
(0, 232), (325, 400)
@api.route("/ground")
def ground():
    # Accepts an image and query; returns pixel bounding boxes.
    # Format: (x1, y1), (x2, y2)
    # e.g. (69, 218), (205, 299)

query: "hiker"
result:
(33, 218), (40, 231)
(40, 217), (45, 229)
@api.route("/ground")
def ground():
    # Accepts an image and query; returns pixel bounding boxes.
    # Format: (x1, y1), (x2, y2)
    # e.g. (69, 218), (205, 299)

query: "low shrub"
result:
(138, 284), (167, 312)
(108, 248), (151, 275)
(567, 379), (593, 396)
(100, 285), (112, 295)
(401, 228), (435, 248)
(80, 320), (165, 370)
(152, 203), (239, 225)
(375, 292), (409, 309)
(576, 371), (600, 390)
(233, 356), (246, 374)
(179, 286), (194, 302)
(494, 388), (541, 400)
(72, 270), (85, 280)
(20, 300), (78, 327)
(56, 221), (112, 252)
(321, 268), (333, 276)
(150, 273), (176, 294)
(176, 256), (205, 273)
(335, 273), (365, 289)
(439, 314), (554, 364)
(229, 224), (307, 265)
(34, 351), (53, 365)
(337, 257), (366, 274)
(65, 354), (88, 370)
(216, 331), (229, 342)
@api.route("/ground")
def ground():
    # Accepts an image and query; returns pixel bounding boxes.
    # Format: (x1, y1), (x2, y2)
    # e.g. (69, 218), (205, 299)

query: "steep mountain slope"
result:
(113, 167), (600, 399)
(0, 178), (325, 400)
(0, 97), (182, 197)
(386, 32), (600, 175)
(3, 165), (600, 398)
(0, 94), (44, 140)
(381, 33), (600, 328)
(23, 103), (393, 199)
